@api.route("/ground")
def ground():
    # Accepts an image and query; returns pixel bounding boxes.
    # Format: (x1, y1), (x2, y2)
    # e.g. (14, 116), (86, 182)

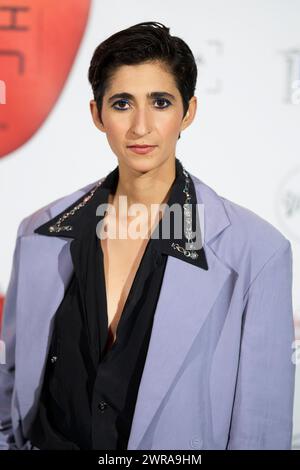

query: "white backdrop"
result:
(0, 0), (299, 448)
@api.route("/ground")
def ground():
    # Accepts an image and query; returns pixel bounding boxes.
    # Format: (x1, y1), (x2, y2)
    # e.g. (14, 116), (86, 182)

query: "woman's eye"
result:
(154, 98), (171, 109)
(111, 98), (171, 111)
(112, 99), (129, 110)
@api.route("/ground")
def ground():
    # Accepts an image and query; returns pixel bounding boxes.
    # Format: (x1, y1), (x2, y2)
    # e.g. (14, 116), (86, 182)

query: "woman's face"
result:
(90, 61), (197, 173)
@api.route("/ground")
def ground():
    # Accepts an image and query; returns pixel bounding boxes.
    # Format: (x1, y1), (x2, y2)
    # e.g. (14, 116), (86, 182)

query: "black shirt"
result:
(27, 157), (208, 450)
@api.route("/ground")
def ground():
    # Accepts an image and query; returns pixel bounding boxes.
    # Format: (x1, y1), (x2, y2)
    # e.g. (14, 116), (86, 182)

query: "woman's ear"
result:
(89, 99), (105, 132)
(180, 96), (197, 133)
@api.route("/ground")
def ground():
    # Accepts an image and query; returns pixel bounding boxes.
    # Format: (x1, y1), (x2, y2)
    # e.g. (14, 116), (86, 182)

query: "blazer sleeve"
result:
(227, 239), (296, 450)
(0, 219), (26, 450)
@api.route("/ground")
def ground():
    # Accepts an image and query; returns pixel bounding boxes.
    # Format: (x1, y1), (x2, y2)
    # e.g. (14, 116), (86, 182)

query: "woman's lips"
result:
(127, 145), (157, 155)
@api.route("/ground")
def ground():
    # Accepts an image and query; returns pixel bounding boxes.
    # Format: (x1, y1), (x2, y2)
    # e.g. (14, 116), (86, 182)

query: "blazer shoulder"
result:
(192, 174), (291, 281)
(221, 193), (289, 249)
(17, 178), (103, 237)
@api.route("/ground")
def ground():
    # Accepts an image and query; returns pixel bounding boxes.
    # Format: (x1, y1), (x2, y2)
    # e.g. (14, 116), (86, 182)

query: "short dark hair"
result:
(88, 21), (198, 129)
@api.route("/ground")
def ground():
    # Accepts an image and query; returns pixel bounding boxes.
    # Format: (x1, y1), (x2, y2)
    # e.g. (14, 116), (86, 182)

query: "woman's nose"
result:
(130, 109), (152, 136)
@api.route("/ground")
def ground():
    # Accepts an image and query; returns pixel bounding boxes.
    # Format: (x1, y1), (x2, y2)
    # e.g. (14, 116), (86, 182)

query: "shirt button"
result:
(50, 355), (58, 363)
(98, 401), (108, 413)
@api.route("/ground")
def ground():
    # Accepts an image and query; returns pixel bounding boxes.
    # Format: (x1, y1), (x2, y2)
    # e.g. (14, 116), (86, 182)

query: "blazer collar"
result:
(34, 158), (208, 270)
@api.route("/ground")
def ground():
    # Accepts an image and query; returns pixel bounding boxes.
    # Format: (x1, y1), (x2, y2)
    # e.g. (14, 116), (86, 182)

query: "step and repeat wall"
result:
(0, 0), (299, 448)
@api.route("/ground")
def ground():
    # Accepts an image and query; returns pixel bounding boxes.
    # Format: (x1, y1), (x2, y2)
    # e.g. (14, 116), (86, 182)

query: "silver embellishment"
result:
(48, 160), (199, 260)
(170, 162), (199, 260)
(48, 179), (103, 233)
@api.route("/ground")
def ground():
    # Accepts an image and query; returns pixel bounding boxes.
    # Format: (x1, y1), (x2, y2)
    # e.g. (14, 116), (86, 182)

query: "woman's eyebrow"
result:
(107, 91), (176, 103)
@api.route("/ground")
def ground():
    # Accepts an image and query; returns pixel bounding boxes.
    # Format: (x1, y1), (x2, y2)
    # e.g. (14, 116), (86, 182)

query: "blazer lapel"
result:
(127, 175), (233, 450)
(15, 235), (73, 423)
(14, 184), (98, 424)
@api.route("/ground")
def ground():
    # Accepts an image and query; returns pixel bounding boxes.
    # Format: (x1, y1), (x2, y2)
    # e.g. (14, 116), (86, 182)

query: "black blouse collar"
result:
(35, 158), (208, 270)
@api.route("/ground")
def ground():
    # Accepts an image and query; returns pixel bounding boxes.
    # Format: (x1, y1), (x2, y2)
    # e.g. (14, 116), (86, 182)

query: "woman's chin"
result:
(120, 152), (161, 174)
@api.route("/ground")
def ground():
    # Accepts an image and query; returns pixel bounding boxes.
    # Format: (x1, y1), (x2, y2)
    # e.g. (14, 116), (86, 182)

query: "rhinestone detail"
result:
(48, 160), (199, 259)
(48, 179), (103, 233)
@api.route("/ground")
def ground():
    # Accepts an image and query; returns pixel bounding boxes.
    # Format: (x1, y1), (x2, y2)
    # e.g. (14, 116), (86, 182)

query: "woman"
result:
(0, 21), (295, 450)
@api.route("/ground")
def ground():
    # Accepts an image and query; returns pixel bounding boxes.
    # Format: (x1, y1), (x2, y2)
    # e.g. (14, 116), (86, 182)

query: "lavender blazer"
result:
(0, 171), (295, 450)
